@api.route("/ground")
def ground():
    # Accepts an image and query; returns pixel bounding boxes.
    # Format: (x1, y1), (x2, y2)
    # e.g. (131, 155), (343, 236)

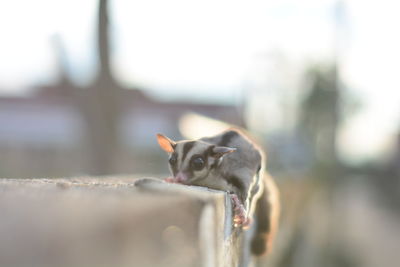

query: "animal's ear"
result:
(156, 134), (176, 153)
(211, 146), (236, 158)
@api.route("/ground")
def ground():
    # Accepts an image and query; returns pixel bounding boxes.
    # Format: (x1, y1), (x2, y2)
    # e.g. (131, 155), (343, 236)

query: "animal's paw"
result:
(230, 194), (251, 229)
(164, 177), (175, 183)
(164, 177), (183, 184)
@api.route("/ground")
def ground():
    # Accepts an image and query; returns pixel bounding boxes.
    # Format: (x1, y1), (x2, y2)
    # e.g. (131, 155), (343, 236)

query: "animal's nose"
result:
(175, 172), (188, 183)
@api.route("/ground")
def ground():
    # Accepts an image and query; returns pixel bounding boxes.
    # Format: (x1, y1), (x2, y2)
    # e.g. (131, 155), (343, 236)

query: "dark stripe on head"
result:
(170, 152), (178, 176)
(204, 145), (218, 169)
(209, 145), (220, 169)
(186, 153), (202, 178)
(218, 130), (239, 147)
(204, 145), (214, 158)
(182, 141), (195, 162)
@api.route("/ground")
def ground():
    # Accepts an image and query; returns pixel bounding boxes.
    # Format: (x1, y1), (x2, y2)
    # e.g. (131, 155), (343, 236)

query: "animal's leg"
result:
(230, 194), (251, 228)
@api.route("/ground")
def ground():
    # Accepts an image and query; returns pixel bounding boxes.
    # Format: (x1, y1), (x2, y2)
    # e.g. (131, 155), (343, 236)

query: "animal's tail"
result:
(251, 174), (280, 255)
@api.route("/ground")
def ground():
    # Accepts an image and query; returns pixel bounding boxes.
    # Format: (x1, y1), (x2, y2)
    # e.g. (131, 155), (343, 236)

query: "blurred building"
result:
(0, 0), (243, 178)
(0, 78), (241, 178)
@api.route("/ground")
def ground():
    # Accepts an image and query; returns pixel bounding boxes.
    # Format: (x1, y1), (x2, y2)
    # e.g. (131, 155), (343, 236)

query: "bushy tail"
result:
(251, 174), (280, 256)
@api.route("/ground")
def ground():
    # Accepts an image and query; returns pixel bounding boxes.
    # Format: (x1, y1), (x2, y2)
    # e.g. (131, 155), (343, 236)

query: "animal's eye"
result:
(191, 157), (205, 171)
(169, 154), (177, 165)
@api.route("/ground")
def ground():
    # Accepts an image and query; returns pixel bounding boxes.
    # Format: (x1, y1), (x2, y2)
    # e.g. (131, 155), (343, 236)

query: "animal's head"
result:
(156, 133), (236, 184)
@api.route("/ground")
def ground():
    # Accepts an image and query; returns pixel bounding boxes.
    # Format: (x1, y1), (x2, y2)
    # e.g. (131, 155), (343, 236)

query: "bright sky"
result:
(338, 0), (400, 163)
(0, 0), (399, 163)
(0, 0), (98, 92)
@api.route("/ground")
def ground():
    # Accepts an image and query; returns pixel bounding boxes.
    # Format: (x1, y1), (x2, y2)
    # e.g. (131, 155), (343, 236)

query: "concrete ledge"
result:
(0, 177), (251, 267)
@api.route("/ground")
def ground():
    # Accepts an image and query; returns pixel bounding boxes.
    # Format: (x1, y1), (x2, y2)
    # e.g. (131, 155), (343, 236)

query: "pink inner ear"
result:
(157, 134), (174, 153)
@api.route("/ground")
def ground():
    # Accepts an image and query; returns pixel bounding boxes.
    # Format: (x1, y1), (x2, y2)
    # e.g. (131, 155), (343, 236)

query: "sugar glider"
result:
(156, 128), (279, 255)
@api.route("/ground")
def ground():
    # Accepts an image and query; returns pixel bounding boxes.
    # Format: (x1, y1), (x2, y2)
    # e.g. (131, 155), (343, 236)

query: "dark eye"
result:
(191, 157), (205, 171)
(169, 154), (177, 165)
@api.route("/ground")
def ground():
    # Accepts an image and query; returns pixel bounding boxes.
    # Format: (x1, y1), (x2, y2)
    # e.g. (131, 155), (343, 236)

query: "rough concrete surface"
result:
(0, 177), (251, 267)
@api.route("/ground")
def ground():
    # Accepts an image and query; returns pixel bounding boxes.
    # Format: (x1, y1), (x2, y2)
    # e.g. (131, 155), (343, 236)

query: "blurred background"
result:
(0, 0), (399, 266)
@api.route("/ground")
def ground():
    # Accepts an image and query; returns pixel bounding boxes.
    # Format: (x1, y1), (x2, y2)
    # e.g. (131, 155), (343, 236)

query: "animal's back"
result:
(200, 128), (263, 175)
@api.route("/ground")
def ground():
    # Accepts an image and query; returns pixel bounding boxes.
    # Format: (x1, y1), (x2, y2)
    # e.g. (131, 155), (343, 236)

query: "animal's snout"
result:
(175, 172), (188, 183)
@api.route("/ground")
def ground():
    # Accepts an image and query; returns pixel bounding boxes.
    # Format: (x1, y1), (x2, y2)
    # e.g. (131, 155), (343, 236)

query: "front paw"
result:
(233, 205), (251, 229)
(164, 177), (175, 183)
(164, 177), (183, 184)
(230, 194), (251, 228)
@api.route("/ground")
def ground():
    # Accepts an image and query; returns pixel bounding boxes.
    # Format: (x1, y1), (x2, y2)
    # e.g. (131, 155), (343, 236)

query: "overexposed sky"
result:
(0, 0), (337, 97)
(0, 0), (98, 93)
(338, 0), (400, 163)
(112, 0), (336, 102)
(0, 0), (399, 162)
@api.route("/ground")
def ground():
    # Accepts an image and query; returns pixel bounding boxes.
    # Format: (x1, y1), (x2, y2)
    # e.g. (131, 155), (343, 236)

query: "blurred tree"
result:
(50, 35), (74, 92)
(80, 0), (122, 175)
(299, 64), (340, 178)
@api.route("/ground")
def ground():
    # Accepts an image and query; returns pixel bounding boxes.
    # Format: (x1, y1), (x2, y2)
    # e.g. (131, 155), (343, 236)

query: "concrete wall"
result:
(0, 177), (254, 267)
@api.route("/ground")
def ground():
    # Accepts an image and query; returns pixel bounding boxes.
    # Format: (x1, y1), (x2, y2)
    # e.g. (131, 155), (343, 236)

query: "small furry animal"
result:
(157, 128), (280, 255)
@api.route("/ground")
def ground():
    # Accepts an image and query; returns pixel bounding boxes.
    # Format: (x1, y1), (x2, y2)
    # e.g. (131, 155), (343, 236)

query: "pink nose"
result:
(175, 172), (188, 183)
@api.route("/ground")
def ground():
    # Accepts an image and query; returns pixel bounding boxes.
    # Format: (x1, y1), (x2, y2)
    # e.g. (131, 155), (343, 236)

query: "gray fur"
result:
(168, 128), (263, 214)
(158, 128), (279, 256)
(199, 129), (263, 212)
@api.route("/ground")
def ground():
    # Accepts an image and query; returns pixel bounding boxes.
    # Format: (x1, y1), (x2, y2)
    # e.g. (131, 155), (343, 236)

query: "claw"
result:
(230, 194), (251, 228)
